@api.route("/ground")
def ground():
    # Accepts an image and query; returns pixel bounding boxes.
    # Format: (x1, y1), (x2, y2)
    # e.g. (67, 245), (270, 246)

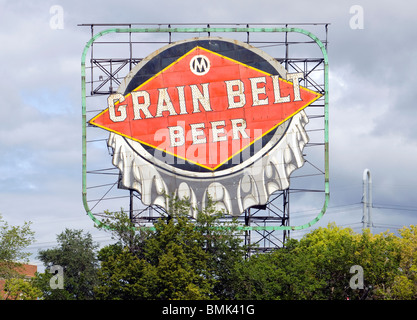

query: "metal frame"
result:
(80, 23), (329, 252)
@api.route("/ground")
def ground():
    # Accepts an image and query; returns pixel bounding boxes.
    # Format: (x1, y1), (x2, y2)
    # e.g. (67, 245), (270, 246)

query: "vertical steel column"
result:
(90, 25), (94, 95)
(244, 208), (251, 258)
(282, 189), (290, 245)
(362, 169), (372, 232)
(129, 24), (133, 71)
(129, 189), (134, 222)
(284, 24), (289, 71)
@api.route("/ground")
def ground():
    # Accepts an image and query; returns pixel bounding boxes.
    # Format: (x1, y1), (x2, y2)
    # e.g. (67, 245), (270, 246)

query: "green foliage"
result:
(93, 198), (417, 300)
(35, 229), (99, 300)
(3, 277), (42, 300)
(95, 196), (246, 300)
(94, 248), (152, 300)
(95, 209), (149, 255)
(3, 197), (414, 300)
(233, 238), (326, 300)
(377, 225), (417, 299)
(0, 214), (38, 300)
(193, 202), (246, 298)
(0, 214), (35, 280)
(232, 223), (412, 300)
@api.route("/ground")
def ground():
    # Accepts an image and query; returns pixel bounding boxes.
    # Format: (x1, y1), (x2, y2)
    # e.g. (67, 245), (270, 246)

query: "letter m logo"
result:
(190, 55), (210, 76)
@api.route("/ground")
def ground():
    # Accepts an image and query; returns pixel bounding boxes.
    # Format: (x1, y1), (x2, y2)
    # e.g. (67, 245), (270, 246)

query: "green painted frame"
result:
(81, 27), (329, 231)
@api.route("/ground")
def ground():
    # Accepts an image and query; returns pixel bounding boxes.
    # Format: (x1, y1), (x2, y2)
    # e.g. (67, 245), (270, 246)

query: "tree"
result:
(193, 204), (246, 298)
(3, 277), (41, 300)
(96, 210), (215, 300)
(95, 196), (246, 300)
(0, 214), (35, 280)
(95, 209), (149, 255)
(95, 248), (153, 300)
(377, 225), (417, 299)
(140, 201), (215, 299)
(232, 238), (325, 300)
(232, 223), (406, 300)
(295, 223), (360, 299)
(34, 229), (99, 300)
(352, 229), (401, 299)
(0, 214), (38, 300)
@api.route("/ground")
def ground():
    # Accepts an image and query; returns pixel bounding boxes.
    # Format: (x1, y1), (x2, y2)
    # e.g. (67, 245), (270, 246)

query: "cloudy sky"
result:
(1, 0), (417, 269)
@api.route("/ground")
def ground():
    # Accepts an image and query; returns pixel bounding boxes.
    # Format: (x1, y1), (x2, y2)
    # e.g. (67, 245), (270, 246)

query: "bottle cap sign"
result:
(89, 38), (322, 216)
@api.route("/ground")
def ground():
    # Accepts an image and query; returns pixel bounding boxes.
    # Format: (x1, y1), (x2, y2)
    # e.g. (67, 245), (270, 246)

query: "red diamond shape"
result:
(89, 47), (321, 170)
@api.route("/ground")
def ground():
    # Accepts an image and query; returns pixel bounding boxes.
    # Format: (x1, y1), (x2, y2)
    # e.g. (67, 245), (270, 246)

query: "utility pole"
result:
(362, 169), (373, 233)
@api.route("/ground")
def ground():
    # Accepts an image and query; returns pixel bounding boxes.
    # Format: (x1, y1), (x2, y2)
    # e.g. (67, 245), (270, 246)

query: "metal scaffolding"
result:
(80, 23), (329, 255)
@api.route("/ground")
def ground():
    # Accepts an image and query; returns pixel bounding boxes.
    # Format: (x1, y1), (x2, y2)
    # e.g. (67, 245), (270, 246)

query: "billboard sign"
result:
(88, 37), (322, 217)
